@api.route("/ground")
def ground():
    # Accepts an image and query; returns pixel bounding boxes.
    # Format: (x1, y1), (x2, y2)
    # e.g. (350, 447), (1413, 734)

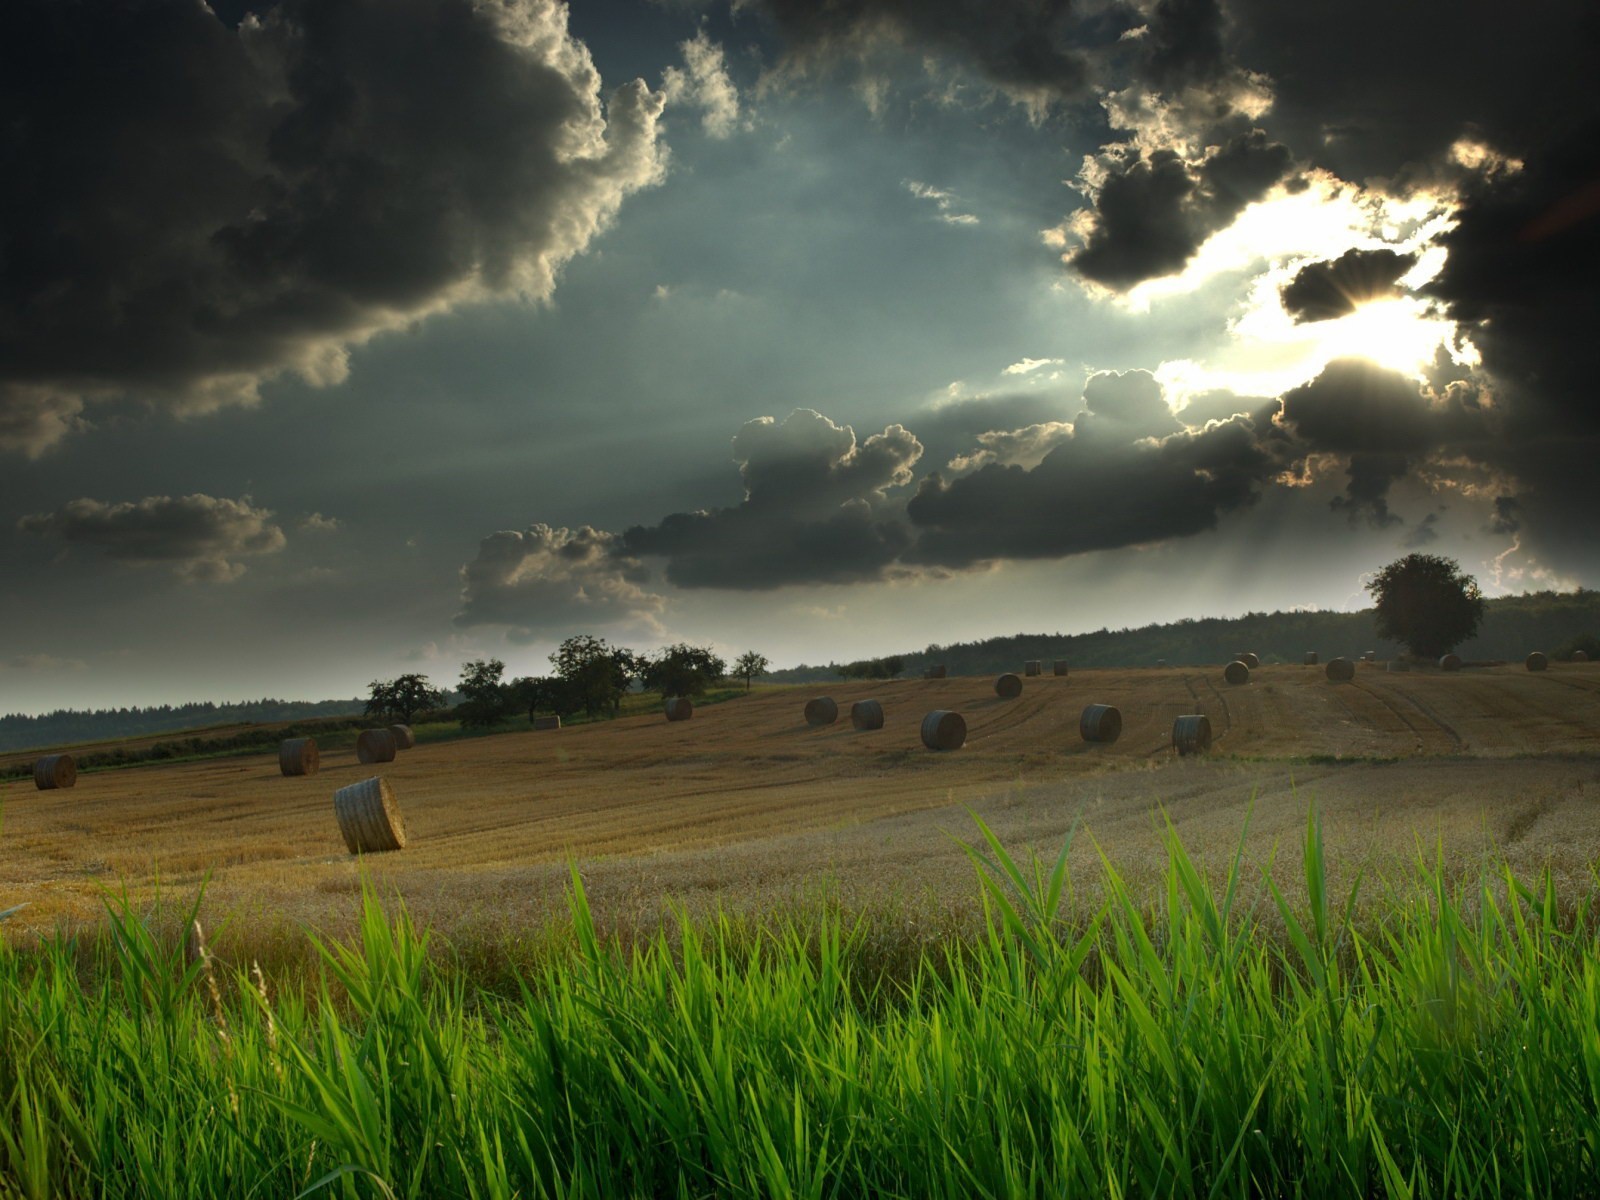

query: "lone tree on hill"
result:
(365, 673), (446, 725)
(733, 650), (769, 692)
(1366, 553), (1487, 659)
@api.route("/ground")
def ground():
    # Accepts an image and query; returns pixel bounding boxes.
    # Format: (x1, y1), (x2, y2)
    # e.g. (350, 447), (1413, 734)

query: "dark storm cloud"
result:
(621, 409), (922, 589)
(454, 524), (666, 642)
(1225, 0), (1598, 184)
(755, 0), (1098, 110)
(1276, 360), (1491, 528)
(905, 404), (1273, 566)
(1279, 248), (1418, 323)
(1068, 130), (1292, 288)
(1138, 0), (1227, 92)
(17, 494), (287, 583)
(0, 0), (665, 456)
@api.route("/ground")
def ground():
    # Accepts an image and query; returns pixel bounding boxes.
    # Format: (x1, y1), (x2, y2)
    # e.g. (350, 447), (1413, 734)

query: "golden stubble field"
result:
(4, 663), (1600, 946)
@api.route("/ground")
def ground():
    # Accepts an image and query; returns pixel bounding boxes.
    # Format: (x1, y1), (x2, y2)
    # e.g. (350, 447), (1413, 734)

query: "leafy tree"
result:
(733, 650), (770, 692)
(642, 643), (727, 698)
(365, 674), (446, 724)
(1366, 554), (1487, 659)
(456, 658), (512, 728)
(550, 635), (640, 717)
(511, 674), (579, 720)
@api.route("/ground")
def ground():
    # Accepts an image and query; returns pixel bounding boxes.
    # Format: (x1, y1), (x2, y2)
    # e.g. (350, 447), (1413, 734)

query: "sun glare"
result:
(1306, 297), (1457, 376)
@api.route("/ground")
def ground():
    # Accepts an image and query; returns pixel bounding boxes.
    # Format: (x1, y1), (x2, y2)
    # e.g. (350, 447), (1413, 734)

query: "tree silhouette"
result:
(1366, 554), (1487, 659)
(365, 674), (446, 724)
(733, 651), (769, 692)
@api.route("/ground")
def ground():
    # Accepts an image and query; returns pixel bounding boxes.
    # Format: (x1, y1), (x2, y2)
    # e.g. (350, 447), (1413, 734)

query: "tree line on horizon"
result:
(8, 561), (1598, 752)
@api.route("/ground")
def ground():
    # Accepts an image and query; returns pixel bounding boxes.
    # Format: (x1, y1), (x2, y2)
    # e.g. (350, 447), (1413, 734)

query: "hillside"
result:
(768, 590), (1600, 683)
(0, 696), (366, 753)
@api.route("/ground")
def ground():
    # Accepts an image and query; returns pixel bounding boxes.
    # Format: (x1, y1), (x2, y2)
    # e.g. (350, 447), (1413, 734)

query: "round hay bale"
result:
(1439, 653), (1463, 672)
(804, 697), (840, 726)
(1362, 651), (1376, 663)
(1526, 651), (1549, 672)
(850, 699), (885, 730)
(1223, 660), (1250, 685)
(532, 715), (561, 731)
(1172, 714), (1212, 756)
(33, 754), (76, 790)
(665, 696), (694, 722)
(1080, 703), (1122, 744)
(920, 709), (966, 750)
(1053, 660), (1069, 677)
(355, 729), (397, 765)
(1325, 657), (1355, 682)
(994, 673), (1023, 698)
(1023, 660), (1042, 677)
(1304, 651), (1319, 666)
(278, 737), (319, 777)
(1387, 659), (1412, 672)
(332, 776), (406, 854)
(388, 724), (415, 750)
(1237, 652), (1261, 670)
(927, 664), (948, 679)
(1574, 650), (1590, 662)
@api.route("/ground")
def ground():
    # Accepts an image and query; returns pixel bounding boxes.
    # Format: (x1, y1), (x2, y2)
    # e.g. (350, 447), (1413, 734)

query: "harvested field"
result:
(3, 664), (1599, 945)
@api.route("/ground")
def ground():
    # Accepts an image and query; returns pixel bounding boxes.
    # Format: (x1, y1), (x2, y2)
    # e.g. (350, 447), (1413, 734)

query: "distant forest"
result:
(0, 697), (365, 753)
(6, 590), (1598, 751)
(768, 590), (1600, 683)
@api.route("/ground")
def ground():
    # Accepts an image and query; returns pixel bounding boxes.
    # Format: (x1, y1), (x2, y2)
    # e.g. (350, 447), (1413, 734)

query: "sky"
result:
(2, 0), (1597, 714)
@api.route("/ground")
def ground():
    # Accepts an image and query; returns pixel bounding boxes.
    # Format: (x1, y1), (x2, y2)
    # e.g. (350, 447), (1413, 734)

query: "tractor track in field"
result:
(1349, 679), (1464, 750)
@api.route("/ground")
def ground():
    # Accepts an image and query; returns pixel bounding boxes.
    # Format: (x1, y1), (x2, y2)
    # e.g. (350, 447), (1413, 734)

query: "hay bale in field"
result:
(1024, 660), (1041, 677)
(1574, 650), (1590, 662)
(1080, 703), (1122, 744)
(1236, 652), (1261, 670)
(1439, 653), (1463, 672)
(1325, 657), (1355, 682)
(1223, 660), (1250, 685)
(1053, 660), (1069, 676)
(926, 664), (948, 679)
(850, 699), (885, 730)
(920, 709), (966, 750)
(1172, 714), (1212, 756)
(278, 737), (319, 777)
(388, 724), (415, 750)
(804, 697), (840, 726)
(532, 715), (561, 731)
(355, 729), (397, 764)
(1304, 651), (1319, 665)
(1526, 651), (1549, 672)
(332, 776), (406, 854)
(33, 754), (76, 790)
(1387, 660), (1412, 672)
(1362, 651), (1376, 663)
(995, 672), (1023, 698)
(664, 697), (694, 722)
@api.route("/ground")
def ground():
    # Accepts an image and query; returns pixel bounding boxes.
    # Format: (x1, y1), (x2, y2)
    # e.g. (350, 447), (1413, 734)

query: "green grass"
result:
(3, 806), (1599, 1198)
